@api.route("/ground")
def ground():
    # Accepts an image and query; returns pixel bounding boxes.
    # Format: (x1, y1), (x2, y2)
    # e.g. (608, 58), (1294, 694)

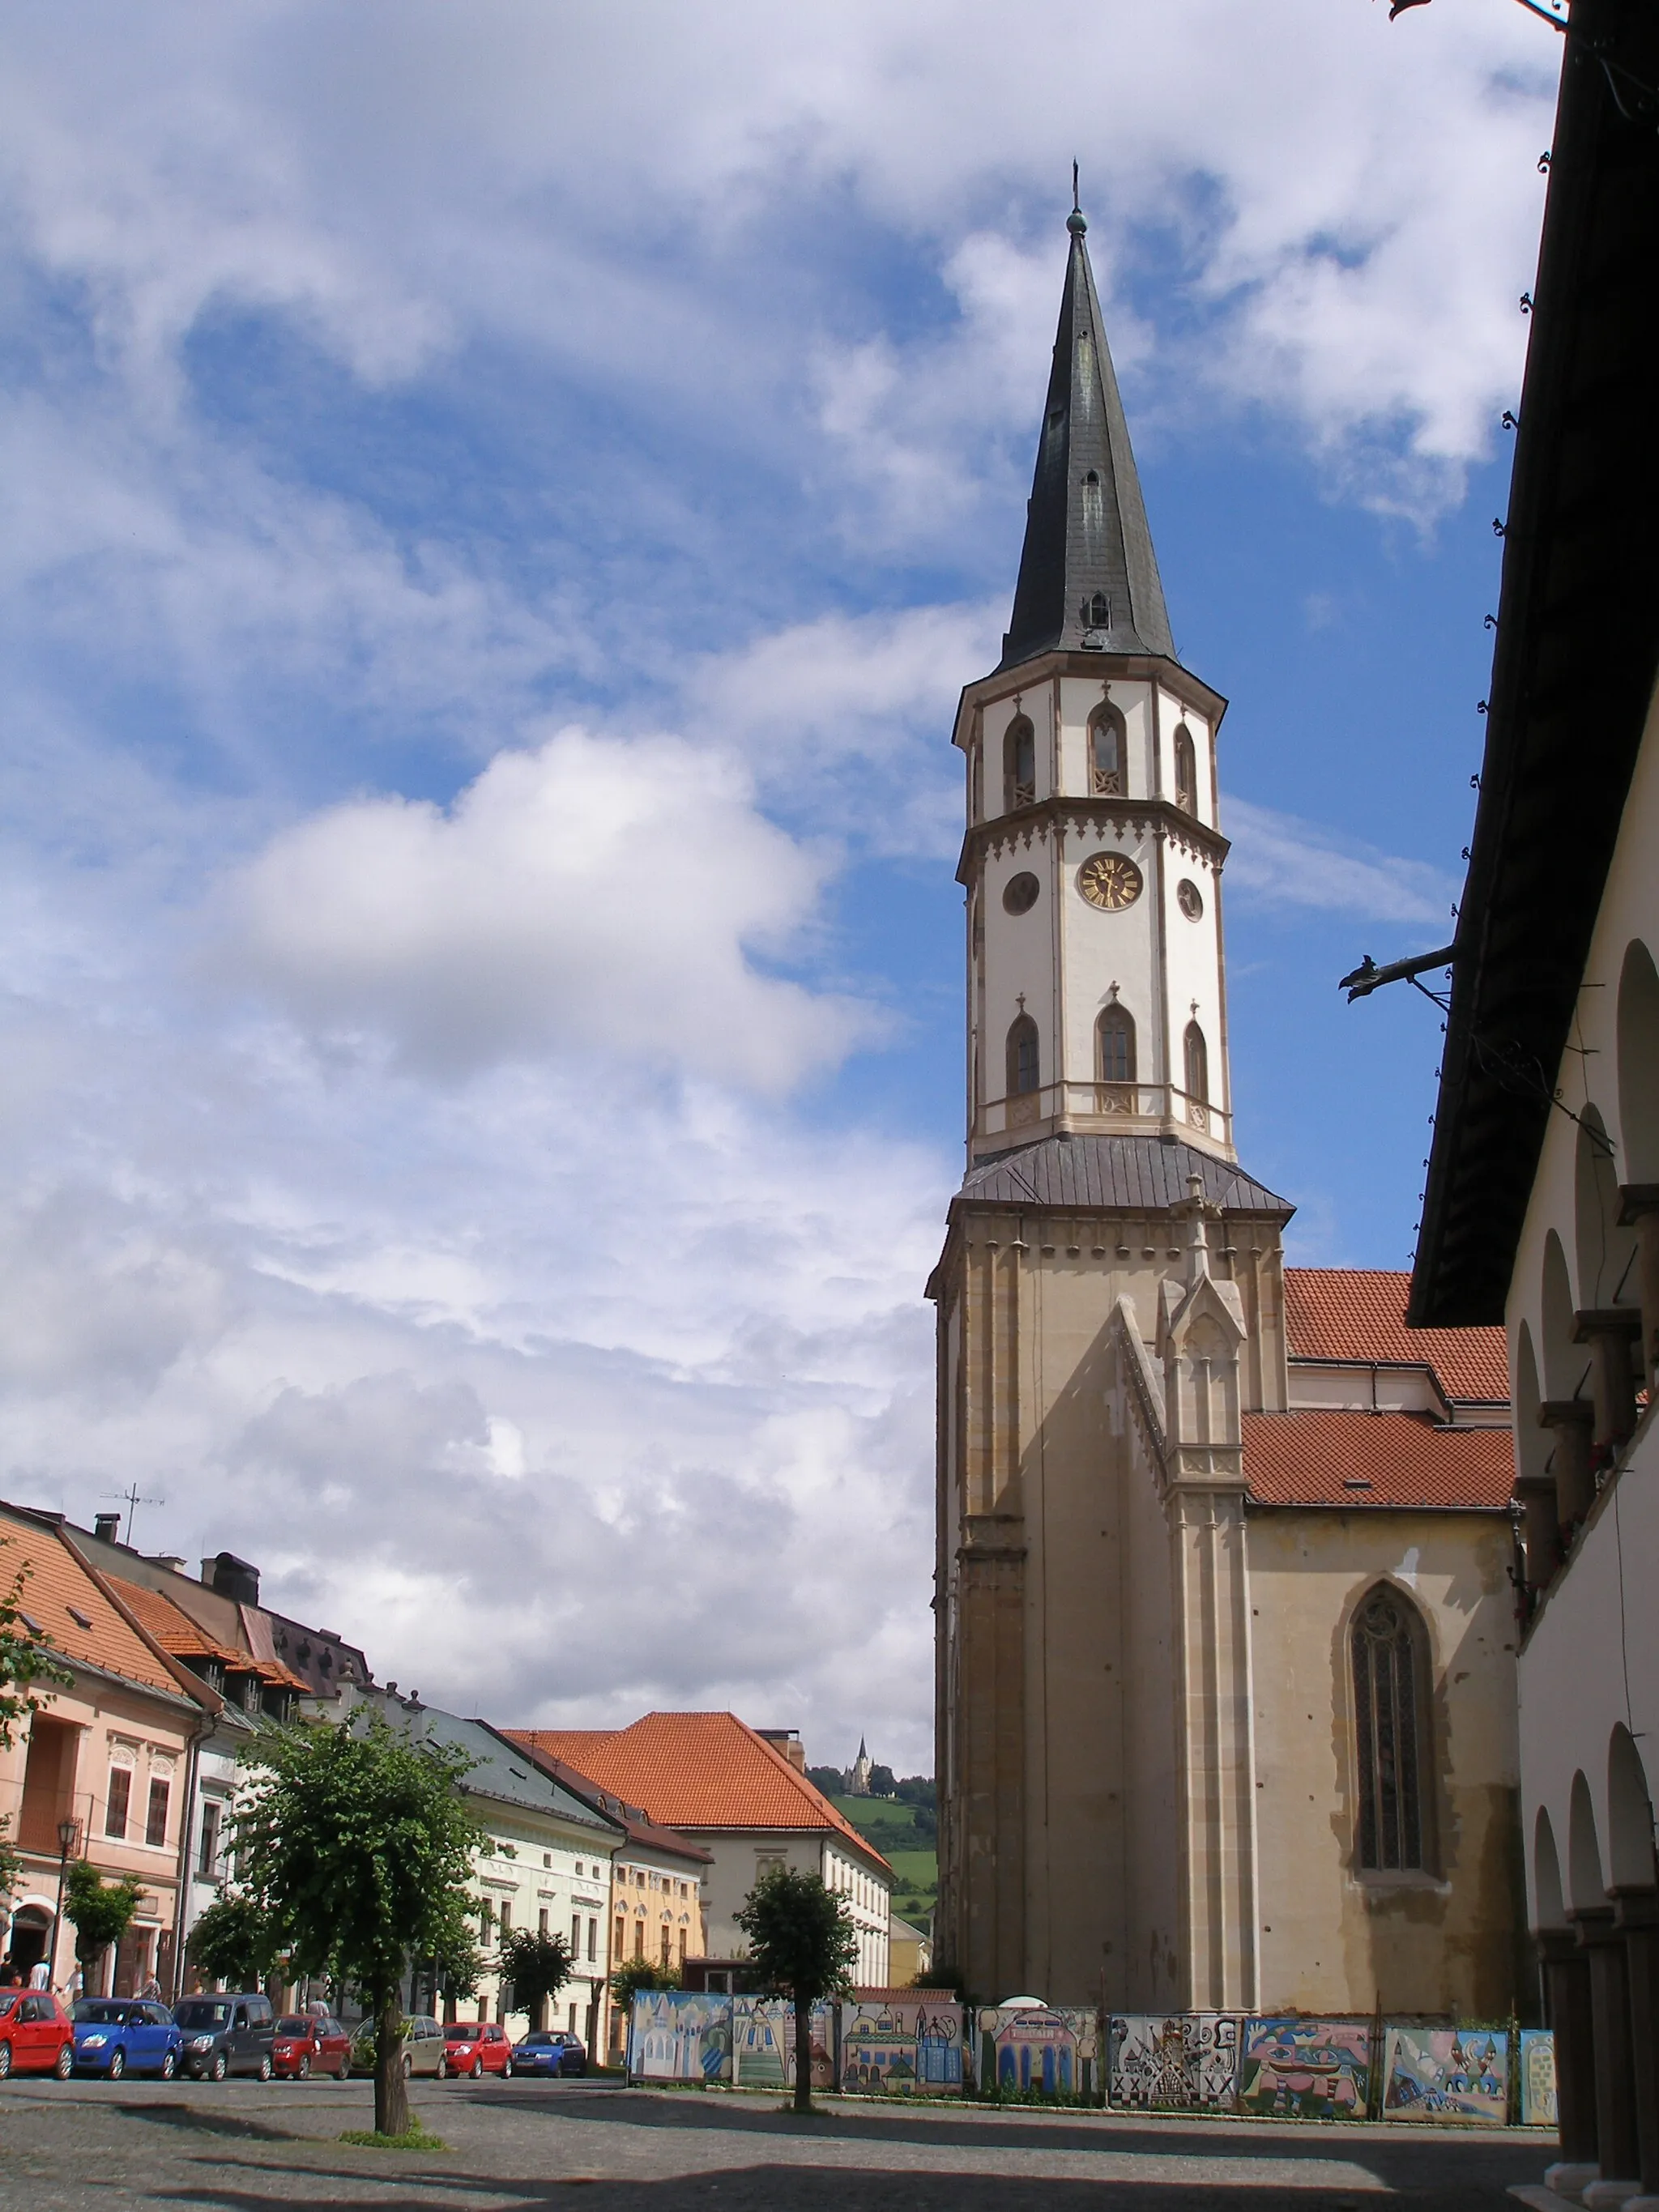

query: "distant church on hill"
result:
(929, 202), (1527, 2019)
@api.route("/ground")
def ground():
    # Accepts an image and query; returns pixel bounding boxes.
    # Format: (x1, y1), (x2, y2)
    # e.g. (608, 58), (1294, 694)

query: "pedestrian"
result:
(67, 1965), (85, 2005)
(0, 1962), (19, 1988)
(27, 1958), (50, 1991)
(140, 1974), (160, 2001)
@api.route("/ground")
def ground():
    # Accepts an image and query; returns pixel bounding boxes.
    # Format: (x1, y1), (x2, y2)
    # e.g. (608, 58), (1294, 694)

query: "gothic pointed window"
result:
(1085, 591), (1111, 629)
(1351, 1584), (1432, 1873)
(1006, 1014), (1039, 1097)
(1097, 1004), (1136, 1085)
(1088, 705), (1124, 796)
(1173, 726), (1198, 815)
(1004, 717), (1035, 811)
(1183, 1021), (1209, 1105)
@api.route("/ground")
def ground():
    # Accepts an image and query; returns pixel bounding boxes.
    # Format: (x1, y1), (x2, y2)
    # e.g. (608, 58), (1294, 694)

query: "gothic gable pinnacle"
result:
(1000, 205), (1175, 673)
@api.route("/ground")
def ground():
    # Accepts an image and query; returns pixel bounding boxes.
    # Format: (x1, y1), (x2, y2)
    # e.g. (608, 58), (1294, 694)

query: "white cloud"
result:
(222, 725), (882, 1089)
(1224, 795), (1459, 928)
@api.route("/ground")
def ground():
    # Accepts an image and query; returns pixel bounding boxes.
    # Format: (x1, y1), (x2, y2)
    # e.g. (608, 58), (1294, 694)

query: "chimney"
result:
(93, 1513), (121, 1545)
(758, 1728), (806, 1773)
(149, 1554), (186, 1574)
(207, 1552), (261, 1607)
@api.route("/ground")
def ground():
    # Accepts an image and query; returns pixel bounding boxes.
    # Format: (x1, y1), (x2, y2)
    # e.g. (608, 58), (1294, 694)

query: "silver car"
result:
(350, 2014), (446, 2078)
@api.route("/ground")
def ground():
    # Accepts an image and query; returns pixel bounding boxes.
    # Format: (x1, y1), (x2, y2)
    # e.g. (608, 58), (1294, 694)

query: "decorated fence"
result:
(628, 1993), (1554, 2125)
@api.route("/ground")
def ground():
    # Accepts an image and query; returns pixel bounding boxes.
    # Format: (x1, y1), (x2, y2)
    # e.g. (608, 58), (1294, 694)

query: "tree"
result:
(233, 1713), (483, 2138)
(63, 1864), (144, 1994)
(186, 1893), (281, 1992)
(894, 1776), (936, 1811)
(0, 1817), (21, 1905)
(498, 1928), (573, 2031)
(0, 1541), (72, 1750)
(868, 1762), (897, 1799)
(734, 1865), (857, 2112)
(805, 1765), (847, 1799)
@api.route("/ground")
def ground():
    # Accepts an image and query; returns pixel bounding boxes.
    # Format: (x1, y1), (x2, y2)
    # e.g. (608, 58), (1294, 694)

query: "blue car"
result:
(72, 1999), (183, 2079)
(510, 2028), (586, 2077)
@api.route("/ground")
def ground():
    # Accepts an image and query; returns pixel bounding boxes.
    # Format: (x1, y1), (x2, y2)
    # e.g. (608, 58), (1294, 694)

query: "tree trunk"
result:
(374, 1994), (410, 2138)
(793, 1991), (813, 2112)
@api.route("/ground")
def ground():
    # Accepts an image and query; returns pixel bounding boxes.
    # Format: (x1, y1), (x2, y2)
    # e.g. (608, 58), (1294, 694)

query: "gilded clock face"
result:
(1077, 850), (1143, 911)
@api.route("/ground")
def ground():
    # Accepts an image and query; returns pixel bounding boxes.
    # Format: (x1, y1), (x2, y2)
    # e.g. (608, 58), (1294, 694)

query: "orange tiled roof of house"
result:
(508, 1712), (890, 1871)
(1284, 1268), (1510, 1404)
(106, 1575), (243, 1666)
(0, 1506), (194, 1699)
(1243, 1411), (1516, 1511)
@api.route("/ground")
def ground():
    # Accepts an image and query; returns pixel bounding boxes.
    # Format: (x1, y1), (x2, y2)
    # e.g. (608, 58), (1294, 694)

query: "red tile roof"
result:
(1243, 1411), (1516, 1511)
(1285, 1268), (1510, 1404)
(508, 1713), (889, 1872)
(501, 1737), (712, 1867)
(107, 1576), (242, 1666)
(0, 1506), (194, 1698)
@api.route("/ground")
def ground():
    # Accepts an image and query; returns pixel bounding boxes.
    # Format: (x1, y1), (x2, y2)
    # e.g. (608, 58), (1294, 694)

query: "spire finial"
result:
(1068, 163), (1086, 236)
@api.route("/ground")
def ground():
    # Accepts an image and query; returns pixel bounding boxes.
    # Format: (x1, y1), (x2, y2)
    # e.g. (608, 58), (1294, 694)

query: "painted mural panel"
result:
(629, 1991), (732, 2084)
(1381, 2027), (1508, 2124)
(838, 1999), (963, 2095)
(976, 2006), (1088, 2099)
(1108, 2014), (1237, 2109)
(1519, 2030), (1557, 2127)
(1236, 2020), (1370, 2120)
(731, 1997), (835, 2091)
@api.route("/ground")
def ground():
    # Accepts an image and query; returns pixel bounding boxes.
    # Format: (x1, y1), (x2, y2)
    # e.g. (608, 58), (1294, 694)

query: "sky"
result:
(0, 1), (1563, 1773)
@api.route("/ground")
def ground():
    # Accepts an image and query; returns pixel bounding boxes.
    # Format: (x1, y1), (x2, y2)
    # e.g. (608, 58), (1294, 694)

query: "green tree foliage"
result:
(734, 1865), (857, 2112)
(608, 1954), (680, 2045)
(233, 1713), (483, 2137)
(186, 1893), (281, 1991)
(893, 1776), (936, 1811)
(63, 1864), (144, 1988)
(0, 1817), (21, 1904)
(498, 1928), (574, 2029)
(0, 1541), (72, 1753)
(805, 1765), (847, 1798)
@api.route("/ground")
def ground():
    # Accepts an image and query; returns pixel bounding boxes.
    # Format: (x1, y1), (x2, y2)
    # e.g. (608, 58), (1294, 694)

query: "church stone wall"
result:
(1247, 1508), (1523, 2022)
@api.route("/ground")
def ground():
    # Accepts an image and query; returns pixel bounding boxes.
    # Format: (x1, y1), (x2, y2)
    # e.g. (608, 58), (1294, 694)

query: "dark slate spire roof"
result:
(1000, 207), (1175, 671)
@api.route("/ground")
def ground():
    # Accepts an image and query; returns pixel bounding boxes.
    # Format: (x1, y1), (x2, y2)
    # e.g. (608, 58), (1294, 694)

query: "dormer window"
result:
(1174, 725), (1198, 814)
(1088, 705), (1124, 796)
(1004, 717), (1035, 811)
(1084, 591), (1111, 629)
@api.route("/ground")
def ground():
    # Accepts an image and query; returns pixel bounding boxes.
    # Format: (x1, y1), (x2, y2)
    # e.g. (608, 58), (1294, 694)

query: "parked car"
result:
(71, 2000), (183, 2079)
(271, 2014), (352, 2080)
(0, 1991), (73, 2078)
(173, 1993), (276, 2081)
(439, 2019), (513, 2078)
(349, 2014), (444, 2078)
(511, 2028), (586, 2078)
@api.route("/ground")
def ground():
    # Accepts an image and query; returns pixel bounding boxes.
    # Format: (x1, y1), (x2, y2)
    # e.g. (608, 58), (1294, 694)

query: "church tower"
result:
(930, 204), (1294, 2013)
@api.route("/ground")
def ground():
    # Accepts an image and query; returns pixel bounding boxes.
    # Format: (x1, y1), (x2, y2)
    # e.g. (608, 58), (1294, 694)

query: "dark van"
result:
(173, 1993), (276, 2081)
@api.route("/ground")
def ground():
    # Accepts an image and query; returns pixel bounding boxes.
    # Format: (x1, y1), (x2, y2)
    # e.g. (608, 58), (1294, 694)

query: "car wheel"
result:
(257, 2054), (273, 2083)
(471, 2055), (484, 2079)
(400, 2052), (412, 2078)
(160, 2051), (178, 2081)
(54, 2044), (73, 2082)
(0, 2042), (12, 2079)
(295, 2054), (309, 2081)
(337, 2056), (350, 2082)
(436, 2055), (448, 2080)
(502, 2058), (512, 2080)
(210, 2051), (228, 2082)
(108, 2049), (126, 2081)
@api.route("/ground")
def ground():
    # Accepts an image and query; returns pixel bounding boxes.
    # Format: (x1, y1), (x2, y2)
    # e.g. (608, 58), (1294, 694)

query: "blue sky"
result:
(0, 1), (1559, 1769)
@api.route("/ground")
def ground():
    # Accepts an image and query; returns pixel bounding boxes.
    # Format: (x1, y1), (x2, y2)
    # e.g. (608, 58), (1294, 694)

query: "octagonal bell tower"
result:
(956, 203), (1234, 1164)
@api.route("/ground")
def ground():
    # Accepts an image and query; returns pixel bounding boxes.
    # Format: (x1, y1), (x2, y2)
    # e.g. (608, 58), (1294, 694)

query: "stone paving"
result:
(0, 2076), (1556, 2210)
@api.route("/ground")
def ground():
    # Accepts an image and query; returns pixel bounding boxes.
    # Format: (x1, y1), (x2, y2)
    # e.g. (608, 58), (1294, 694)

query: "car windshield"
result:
(75, 2002), (131, 2025)
(174, 2001), (230, 2027)
(518, 2031), (553, 2045)
(275, 2018), (313, 2035)
(443, 2024), (476, 2039)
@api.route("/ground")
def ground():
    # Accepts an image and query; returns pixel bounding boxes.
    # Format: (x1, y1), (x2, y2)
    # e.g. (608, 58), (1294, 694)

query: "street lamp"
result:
(47, 1817), (81, 1994)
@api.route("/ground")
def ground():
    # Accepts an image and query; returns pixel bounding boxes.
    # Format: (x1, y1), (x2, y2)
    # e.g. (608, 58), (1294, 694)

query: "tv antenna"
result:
(100, 1482), (166, 1548)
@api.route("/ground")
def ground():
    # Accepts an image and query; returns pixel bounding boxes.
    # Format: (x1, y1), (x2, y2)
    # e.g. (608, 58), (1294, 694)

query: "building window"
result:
(1098, 1004), (1136, 1086)
(1088, 705), (1124, 796)
(571, 1912), (582, 1954)
(1352, 1585), (1431, 1873)
(198, 1799), (221, 1879)
(539, 1907), (549, 1937)
(659, 1922), (672, 1969)
(1004, 716), (1036, 811)
(613, 1915), (625, 1960)
(632, 1919), (643, 1960)
(678, 1927), (689, 1965)
(1183, 1021), (1209, 1106)
(587, 1916), (598, 1963)
(1006, 1015), (1039, 1098)
(105, 1765), (132, 1842)
(145, 1776), (169, 1848)
(1173, 726), (1197, 814)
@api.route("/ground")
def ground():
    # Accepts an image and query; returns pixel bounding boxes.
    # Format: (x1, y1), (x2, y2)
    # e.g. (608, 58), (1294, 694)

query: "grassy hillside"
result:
(834, 1796), (936, 1933)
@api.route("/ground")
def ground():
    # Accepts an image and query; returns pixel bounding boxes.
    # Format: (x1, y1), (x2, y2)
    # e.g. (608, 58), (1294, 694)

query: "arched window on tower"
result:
(1173, 725), (1197, 815)
(1097, 1003), (1136, 1087)
(1183, 1021), (1209, 1106)
(1004, 717), (1036, 812)
(1006, 1014), (1039, 1097)
(1088, 705), (1124, 797)
(1351, 1583), (1433, 1873)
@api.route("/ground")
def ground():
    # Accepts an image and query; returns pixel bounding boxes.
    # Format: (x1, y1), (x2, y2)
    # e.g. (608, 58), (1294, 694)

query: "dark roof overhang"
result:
(1410, 0), (1659, 1327)
(950, 650), (1227, 753)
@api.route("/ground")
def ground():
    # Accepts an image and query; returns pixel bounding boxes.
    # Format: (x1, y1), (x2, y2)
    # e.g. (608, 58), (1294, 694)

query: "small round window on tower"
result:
(1177, 878), (1204, 921)
(1003, 872), (1040, 915)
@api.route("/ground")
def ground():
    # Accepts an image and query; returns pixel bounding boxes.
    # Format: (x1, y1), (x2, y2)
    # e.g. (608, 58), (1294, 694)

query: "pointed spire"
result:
(1000, 202), (1175, 671)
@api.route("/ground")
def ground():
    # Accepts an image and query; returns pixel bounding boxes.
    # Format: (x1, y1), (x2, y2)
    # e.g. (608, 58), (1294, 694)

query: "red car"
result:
(438, 2020), (513, 2079)
(0, 1990), (74, 2078)
(271, 2014), (352, 2080)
